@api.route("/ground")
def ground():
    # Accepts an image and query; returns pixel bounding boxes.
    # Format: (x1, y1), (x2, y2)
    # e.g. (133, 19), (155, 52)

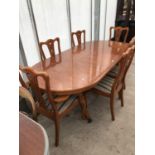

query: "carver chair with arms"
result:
(19, 65), (90, 146)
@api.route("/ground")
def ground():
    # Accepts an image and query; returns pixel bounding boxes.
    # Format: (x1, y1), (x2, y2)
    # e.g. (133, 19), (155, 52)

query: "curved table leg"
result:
(78, 93), (92, 123)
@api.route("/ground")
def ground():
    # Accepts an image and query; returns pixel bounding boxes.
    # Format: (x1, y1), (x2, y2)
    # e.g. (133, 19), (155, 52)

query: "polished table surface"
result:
(19, 113), (49, 155)
(32, 41), (129, 95)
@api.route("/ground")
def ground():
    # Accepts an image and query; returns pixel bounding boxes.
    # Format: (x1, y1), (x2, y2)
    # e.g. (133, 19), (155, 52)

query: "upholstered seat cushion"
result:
(44, 95), (78, 112)
(95, 76), (115, 93)
(57, 95), (78, 112)
(107, 65), (119, 77)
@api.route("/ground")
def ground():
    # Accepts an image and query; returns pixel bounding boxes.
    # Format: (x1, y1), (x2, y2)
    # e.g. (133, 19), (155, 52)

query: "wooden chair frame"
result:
(107, 37), (135, 89)
(19, 65), (91, 146)
(71, 30), (86, 47)
(123, 45), (135, 89)
(39, 37), (62, 62)
(129, 36), (135, 47)
(19, 72), (29, 89)
(109, 26), (129, 43)
(93, 47), (133, 121)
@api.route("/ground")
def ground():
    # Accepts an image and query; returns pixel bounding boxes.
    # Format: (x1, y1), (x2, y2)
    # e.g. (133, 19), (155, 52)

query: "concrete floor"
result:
(38, 62), (135, 155)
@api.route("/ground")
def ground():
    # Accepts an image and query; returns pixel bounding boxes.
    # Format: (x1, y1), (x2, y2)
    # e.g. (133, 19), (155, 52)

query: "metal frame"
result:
(19, 34), (28, 66)
(94, 0), (101, 40)
(26, 0), (41, 59)
(90, 0), (93, 41)
(66, 0), (72, 46)
(103, 0), (108, 40)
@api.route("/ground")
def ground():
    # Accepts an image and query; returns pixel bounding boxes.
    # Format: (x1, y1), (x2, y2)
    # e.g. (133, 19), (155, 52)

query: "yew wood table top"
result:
(19, 113), (49, 155)
(32, 41), (129, 95)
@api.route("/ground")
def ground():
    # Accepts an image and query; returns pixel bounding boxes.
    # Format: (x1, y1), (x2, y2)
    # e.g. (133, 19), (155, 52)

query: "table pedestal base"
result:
(78, 94), (92, 123)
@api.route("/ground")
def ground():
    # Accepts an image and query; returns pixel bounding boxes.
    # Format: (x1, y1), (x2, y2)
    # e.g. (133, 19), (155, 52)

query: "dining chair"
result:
(39, 37), (62, 62)
(109, 26), (129, 43)
(93, 46), (135, 121)
(19, 72), (29, 89)
(71, 30), (86, 47)
(19, 86), (37, 121)
(107, 37), (135, 89)
(129, 36), (135, 46)
(19, 65), (90, 146)
(122, 45), (135, 89)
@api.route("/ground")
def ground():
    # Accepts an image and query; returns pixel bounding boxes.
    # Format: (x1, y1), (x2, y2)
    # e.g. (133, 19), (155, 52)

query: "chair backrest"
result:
(39, 37), (61, 62)
(123, 45), (135, 81)
(109, 26), (129, 43)
(19, 71), (29, 89)
(71, 30), (86, 47)
(19, 66), (57, 117)
(19, 86), (37, 120)
(129, 36), (135, 46)
(113, 46), (135, 91)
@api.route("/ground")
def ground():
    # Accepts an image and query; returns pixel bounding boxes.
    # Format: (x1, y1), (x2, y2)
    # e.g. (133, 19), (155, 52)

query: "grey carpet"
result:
(38, 61), (135, 155)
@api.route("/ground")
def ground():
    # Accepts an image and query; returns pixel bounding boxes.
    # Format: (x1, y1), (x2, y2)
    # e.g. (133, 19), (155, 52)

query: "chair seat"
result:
(95, 76), (115, 93)
(107, 65), (119, 77)
(57, 95), (78, 112)
(44, 95), (77, 113)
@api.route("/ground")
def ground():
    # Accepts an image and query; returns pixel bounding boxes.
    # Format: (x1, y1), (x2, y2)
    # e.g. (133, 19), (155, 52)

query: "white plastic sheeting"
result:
(31, 0), (70, 55)
(99, 0), (107, 40)
(19, 0), (40, 66)
(70, 0), (92, 41)
(104, 0), (117, 40)
(19, 0), (118, 65)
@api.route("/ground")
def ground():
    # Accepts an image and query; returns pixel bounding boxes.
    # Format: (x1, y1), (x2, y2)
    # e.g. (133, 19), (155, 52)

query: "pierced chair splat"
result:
(71, 30), (86, 48)
(39, 37), (62, 63)
(109, 26), (129, 43)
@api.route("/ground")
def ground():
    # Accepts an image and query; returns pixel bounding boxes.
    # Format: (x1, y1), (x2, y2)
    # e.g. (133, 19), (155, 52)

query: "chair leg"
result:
(120, 89), (124, 107)
(123, 83), (126, 90)
(118, 91), (121, 100)
(54, 117), (60, 147)
(33, 116), (38, 122)
(123, 79), (126, 90)
(78, 97), (86, 120)
(110, 94), (115, 121)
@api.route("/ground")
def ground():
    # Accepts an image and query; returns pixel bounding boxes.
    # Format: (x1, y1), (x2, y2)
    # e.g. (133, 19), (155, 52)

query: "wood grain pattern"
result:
(32, 41), (129, 95)
(19, 113), (48, 155)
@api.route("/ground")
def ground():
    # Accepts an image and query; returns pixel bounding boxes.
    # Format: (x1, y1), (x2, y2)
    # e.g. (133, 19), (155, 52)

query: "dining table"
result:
(32, 40), (129, 120)
(32, 40), (129, 95)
